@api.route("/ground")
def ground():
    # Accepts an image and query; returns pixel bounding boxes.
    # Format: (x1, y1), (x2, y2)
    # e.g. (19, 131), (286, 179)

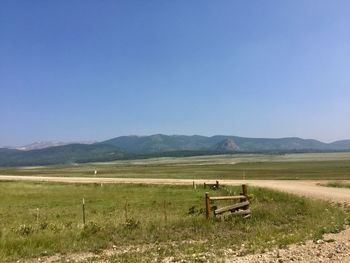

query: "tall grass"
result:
(0, 182), (348, 262)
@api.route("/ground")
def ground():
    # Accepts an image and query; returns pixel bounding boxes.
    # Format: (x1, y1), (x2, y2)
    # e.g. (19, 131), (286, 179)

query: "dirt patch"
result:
(226, 227), (350, 263)
(20, 228), (350, 263)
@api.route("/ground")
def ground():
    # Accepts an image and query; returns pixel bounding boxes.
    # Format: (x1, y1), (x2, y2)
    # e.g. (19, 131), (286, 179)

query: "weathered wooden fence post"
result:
(242, 184), (248, 197)
(82, 198), (86, 225)
(163, 200), (167, 224)
(216, 180), (219, 189)
(205, 192), (211, 219)
(124, 200), (128, 221)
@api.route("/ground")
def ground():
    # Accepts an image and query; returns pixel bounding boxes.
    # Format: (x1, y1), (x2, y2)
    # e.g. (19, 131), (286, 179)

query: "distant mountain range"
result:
(0, 144), (123, 167)
(6, 140), (96, 151)
(101, 134), (350, 152)
(0, 134), (349, 167)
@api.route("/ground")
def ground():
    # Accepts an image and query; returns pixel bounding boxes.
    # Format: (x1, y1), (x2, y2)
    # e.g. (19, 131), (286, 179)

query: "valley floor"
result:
(2, 176), (350, 263)
(2, 175), (350, 203)
(2, 152), (350, 262)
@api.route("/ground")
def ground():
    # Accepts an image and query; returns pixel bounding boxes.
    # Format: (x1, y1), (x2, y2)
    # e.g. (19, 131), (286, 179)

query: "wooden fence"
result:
(203, 180), (220, 190)
(205, 184), (250, 219)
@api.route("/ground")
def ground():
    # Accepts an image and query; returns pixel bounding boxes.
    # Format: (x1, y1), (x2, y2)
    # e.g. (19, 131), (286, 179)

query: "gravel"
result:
(225, 227), (350, 263)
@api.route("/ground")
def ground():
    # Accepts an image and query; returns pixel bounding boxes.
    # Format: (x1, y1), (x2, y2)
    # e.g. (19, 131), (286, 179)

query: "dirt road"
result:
(1, 175), (350, 203)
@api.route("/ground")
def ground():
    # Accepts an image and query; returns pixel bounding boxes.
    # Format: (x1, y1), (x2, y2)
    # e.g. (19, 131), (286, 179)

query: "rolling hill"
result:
(0, 144), (123, 166)
(0, 134), (349, 166)
(100, 134), (337, 153)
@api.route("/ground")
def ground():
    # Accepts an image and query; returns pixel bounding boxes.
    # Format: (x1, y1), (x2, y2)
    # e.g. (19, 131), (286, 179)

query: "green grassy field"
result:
(0, 181), (348, 262)
(1, 152), (350, 180)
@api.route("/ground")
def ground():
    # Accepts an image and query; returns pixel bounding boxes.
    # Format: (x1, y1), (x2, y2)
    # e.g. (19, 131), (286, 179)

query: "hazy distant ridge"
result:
(8, 140), (96, 151)
(0, 134), (349, 166)
(101, 134), (341, 153)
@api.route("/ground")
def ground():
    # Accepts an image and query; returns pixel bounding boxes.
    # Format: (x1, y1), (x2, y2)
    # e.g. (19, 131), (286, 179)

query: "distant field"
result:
(1, 152), (350, 180)
(0, 182), (347, 262)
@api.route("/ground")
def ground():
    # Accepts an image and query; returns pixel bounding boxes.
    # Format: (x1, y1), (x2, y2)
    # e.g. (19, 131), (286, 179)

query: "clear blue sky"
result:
(1, 1), (349, 146)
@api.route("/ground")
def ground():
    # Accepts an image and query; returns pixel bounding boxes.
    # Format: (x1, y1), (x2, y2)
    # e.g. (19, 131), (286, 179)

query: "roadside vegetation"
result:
(319, 181), (350, 189)
(0, 181), (348, 262)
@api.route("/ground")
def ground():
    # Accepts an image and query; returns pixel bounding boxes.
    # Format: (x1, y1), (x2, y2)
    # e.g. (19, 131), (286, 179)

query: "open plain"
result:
(1, 152), (350, 262)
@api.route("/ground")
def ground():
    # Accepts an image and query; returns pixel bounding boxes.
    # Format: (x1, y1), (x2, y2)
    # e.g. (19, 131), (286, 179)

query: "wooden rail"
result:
(204, 180), (220, 190)
(214, 200), (249, 215)
(205, 184), (251, 219)
(209, 195), (246, 201)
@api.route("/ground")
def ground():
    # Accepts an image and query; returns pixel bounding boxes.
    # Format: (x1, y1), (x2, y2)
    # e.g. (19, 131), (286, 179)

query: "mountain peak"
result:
(215, 138), (239, 152)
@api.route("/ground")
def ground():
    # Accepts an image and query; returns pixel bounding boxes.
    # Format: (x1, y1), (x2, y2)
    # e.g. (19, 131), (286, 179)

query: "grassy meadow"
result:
(0, 181), (348, 262)
(1, 152), (350, 180)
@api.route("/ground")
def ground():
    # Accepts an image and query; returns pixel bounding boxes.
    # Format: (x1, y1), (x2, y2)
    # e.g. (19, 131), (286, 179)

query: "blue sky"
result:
(1, 1), (349, 146)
